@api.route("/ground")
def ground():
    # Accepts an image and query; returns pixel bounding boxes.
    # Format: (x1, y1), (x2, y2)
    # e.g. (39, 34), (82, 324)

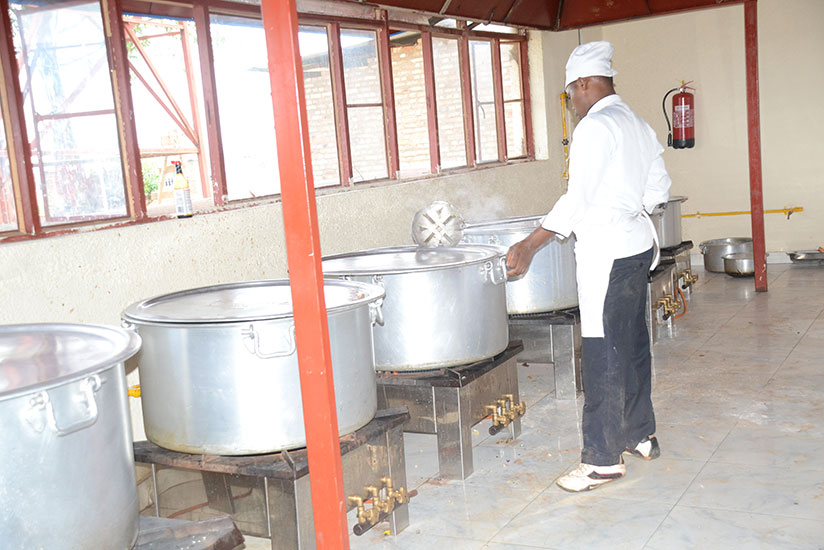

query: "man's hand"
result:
(506, 227), (557, 277)
(506, 240), (537, 277)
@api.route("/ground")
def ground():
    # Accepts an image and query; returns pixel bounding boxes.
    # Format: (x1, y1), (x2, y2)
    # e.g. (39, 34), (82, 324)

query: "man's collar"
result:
(588, 93), (621, 115)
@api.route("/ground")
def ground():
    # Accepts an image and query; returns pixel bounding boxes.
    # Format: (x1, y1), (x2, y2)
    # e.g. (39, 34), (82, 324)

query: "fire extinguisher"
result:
(662, 81), (695, 149)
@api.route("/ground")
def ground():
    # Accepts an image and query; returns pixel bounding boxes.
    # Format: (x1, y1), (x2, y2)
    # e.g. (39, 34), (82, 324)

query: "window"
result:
(501, 42), (526, 159)
(469, 39), (497, 163)
(124, 16), (209, 215)
(210, 15), (279, 200)
(341, 28), (387, 182)
(11, 1), (127, 226)
(0, 2), (531, 238)
(299, 25), (340, 188)
(432, 36), (466, 170)
(390, 31), (429, 178)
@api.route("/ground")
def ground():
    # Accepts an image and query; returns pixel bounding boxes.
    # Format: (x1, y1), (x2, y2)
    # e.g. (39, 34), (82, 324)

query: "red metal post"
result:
(193, 4), (228, 205)
(744, 0), (767, 291)
(421, 31), (440, 174)
(259, 1), (350, 549)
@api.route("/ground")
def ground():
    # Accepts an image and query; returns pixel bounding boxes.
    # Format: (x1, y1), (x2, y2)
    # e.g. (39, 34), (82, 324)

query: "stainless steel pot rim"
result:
(700, 237), (753, 247)
(122, 279), (385, 325)
(463, 214), (543, 232)
(0, 323), (141, 402)
(723, 253), (754, 260)
(666, 196), (688, 203)
(322, 244), (505, 275)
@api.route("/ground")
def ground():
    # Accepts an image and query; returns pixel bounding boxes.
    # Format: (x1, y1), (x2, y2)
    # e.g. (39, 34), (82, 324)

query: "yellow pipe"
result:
(682, 206), (803, 219)
(560, 92), (570, 180)
(128, 384), (141, 398)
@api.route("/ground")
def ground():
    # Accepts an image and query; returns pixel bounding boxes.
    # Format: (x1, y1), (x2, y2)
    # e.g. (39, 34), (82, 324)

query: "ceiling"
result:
(371, 0), (746, 31)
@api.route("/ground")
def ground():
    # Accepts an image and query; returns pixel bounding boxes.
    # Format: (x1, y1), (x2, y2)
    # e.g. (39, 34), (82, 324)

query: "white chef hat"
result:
(565, 41), (618, 88)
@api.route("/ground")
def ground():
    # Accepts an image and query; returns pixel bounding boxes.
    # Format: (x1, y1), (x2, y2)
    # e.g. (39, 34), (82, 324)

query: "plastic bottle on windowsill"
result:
(171, 161), (193, 218)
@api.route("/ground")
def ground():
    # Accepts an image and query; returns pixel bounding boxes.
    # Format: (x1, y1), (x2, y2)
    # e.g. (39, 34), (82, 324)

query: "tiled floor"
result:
(244, 263), (824, 550)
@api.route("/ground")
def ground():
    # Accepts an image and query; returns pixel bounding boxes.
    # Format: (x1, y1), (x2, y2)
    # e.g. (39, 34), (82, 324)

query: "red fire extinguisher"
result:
(662, 81), (695, 149)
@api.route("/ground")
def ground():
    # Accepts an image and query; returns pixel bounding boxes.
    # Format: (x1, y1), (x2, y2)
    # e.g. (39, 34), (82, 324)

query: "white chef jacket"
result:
(542, 94), (671, 337)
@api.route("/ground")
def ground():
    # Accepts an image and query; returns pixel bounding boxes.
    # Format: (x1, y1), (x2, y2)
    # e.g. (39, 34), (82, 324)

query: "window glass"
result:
(501, 42), (526, 158)
(0, 99), (16, 232)
(390, 31), (429, 178)
(11, 1), (127, 226)
(469, 40), (497, 163)
(432, 37), (465, 170)
(210, 15), (279, 200)
(124, 16), (209, 215)
(341, 28), (387, 182)
(299, 25), (340, 188)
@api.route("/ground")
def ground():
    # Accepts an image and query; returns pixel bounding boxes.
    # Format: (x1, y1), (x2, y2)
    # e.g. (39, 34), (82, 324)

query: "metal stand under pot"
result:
(376, 341), (525, 481)
(508, 308), (582, 400)
(134, 408), (412, 550)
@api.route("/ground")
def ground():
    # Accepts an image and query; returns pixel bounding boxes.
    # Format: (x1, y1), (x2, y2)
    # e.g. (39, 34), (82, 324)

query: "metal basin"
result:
(323, 245), (509, 371)
(699, 237), (753, 273)
(122, 279), (384, 455)
(461, 215), (578, 314)
(0, 324), (141, 550)
(723, 253), (754, 277)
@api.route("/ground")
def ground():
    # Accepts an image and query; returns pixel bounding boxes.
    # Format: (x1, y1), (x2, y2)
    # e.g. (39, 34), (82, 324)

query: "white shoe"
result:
(556, 463), (626, 492)
(624, 436), (661, 460)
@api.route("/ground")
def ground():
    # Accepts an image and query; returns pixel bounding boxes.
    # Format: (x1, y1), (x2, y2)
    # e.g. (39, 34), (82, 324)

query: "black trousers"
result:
(580, 247), (655, 466)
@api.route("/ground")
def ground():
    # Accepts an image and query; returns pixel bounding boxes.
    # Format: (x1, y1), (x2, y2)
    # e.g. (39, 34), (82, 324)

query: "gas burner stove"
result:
(134, 408), (411, 550)
(377, 341), (525, 480)
(660, 240), (694, 258)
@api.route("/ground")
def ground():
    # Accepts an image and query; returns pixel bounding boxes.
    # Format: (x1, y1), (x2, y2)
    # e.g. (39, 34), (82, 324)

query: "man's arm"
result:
(506, 227), (556, 277)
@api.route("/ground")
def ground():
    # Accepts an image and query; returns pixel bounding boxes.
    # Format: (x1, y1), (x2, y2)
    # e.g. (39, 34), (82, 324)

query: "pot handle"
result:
(242, 324), (297, 359)
(484, 259), (507, 285)
(27, 375), (102, 436)
(369, 298), (385, 327)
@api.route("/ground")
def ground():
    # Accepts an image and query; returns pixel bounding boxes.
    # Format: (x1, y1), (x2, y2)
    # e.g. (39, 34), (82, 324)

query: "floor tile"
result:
(709, 423), (824, 471)
(645, 505), (824, 550)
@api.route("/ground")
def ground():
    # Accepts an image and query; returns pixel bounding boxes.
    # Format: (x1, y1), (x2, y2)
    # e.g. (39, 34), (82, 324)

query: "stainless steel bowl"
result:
(699, 237), (753, 272)
(723, 252), (754, 277)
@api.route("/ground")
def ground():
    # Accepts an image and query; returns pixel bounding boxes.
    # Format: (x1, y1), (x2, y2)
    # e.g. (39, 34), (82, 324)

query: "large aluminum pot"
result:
(652, 196), (687, 249)
(323, 245), (509, 371)
(461, 215), (578, 313)
(699, 237), (753, 273)
(0, 324), (141, 550)
(122, 279), (384, 455)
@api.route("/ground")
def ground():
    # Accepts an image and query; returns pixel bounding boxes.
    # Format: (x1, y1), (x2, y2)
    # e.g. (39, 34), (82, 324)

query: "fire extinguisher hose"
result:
(661, 87), (680, 148)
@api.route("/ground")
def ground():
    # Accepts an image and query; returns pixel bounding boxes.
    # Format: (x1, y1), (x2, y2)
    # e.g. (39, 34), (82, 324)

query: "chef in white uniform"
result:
(506, 41), (671, 492)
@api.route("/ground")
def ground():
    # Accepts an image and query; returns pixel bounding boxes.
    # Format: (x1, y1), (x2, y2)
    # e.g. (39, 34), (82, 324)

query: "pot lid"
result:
(122, 279), (384, 325)
(323, 245), (504, 275)
(463, 215), (543, 233)
(0, 323), (141, 401)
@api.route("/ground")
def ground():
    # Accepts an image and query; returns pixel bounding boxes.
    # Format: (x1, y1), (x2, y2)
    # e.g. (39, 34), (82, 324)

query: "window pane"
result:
(341, 29), (387, 181)
(500, 43), (522, 101)
(469, 40), (497, 163)
(348, 106), (387, 182)
(124, 16), (210, 217)
(0, 97), (16, 231)
(299, 25), (340, 188)
(505, 101), (525, 158)
(432, 37), (465, 170)
(12, 1), (127, 225)
(211, 15), (279, 200)
(390, 32), (429, 178)
(341, 29), (381, 105)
